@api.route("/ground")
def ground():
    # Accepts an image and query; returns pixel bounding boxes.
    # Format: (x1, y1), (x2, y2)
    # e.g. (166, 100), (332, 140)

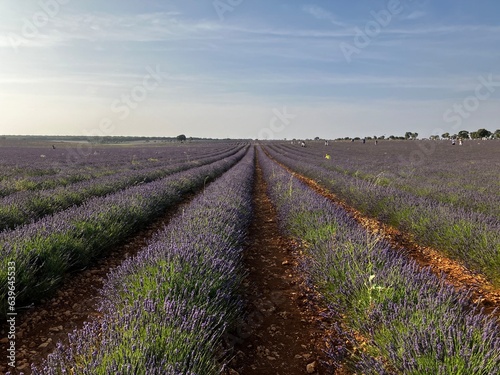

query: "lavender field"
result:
(32, 147), (255, 374)
(258, 145), (500, 374)
(268, 140), (500, 218)
(265, 139), (500, 285)
(0, 140), (246, 315)
(1, 140), (499, 374)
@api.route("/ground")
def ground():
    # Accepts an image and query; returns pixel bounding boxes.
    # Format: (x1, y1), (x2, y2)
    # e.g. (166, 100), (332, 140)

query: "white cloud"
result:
(302, 5), (347, 27)
(0, 11), (224, 50)
(404, 11), (426, 20)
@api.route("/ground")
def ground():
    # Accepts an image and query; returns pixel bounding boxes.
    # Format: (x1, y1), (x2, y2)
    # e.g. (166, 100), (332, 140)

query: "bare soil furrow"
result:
(227, 155), (342, 375)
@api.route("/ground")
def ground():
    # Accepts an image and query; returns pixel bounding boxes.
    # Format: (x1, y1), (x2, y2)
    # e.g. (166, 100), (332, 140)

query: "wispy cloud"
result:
(50, 12), (215, 43)
(3, 8), (500, 51)
(302, 5), (347, 27)
(0, 11), (224, 50)
(404, 10), (426, 20)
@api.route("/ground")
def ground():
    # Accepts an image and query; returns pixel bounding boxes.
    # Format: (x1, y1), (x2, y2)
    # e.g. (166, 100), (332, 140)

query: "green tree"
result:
(177, 134), (187, 142)
(442, 132), (450, 139)
(476, 128), (492, 138)
(458, 130), (469, 139)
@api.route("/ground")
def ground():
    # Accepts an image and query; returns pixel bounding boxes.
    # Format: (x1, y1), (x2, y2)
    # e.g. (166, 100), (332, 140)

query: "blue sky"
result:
(0, 0), (499, 139)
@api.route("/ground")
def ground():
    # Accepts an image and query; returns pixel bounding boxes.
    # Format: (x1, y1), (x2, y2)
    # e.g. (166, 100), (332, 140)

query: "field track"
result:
(1, 143), (499, 374)
(225, 154), (338, 374)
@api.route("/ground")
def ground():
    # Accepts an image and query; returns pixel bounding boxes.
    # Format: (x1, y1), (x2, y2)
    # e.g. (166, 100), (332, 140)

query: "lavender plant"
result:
(0, 145), (243, 231)
(0, 146), (248, 316)
(31, 147), (254, 374)
(264, 142), (500, 286)
(271, 140), (500, 217)
(258, 146), (500, 374)
(0, 142), (238, 197)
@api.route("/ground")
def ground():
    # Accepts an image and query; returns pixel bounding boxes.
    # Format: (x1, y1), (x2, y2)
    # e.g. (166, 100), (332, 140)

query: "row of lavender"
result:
(30, 147), (254, 374)
(0, 144), (242, 231)
(0, 142), (237, 198)
(264, 144), (500, 285)
(273, 141), (500, 219)
(0, 146), (248, 316)
(258, 147), (500, 374)
(0, 142), (233, 174)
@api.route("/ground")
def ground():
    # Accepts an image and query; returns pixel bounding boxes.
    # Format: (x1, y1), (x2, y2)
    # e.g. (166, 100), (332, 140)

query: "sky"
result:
(0, 0), (499, 139)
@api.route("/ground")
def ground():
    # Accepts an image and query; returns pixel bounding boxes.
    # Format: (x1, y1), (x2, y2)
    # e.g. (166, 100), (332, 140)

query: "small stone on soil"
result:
(306, 361), (317, 374)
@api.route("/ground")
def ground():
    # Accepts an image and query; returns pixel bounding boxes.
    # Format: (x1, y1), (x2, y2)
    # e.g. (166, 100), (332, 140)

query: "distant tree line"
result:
(437, 128), (499, 140)
(332, 128), (499, 141)
(334, 132), (418, 141)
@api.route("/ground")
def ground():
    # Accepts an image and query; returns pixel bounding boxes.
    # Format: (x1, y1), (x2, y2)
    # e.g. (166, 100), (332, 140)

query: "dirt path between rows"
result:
(263, 148), (500, 320)
(0, 193), (197, 375)
(225, 155), (345, 375)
